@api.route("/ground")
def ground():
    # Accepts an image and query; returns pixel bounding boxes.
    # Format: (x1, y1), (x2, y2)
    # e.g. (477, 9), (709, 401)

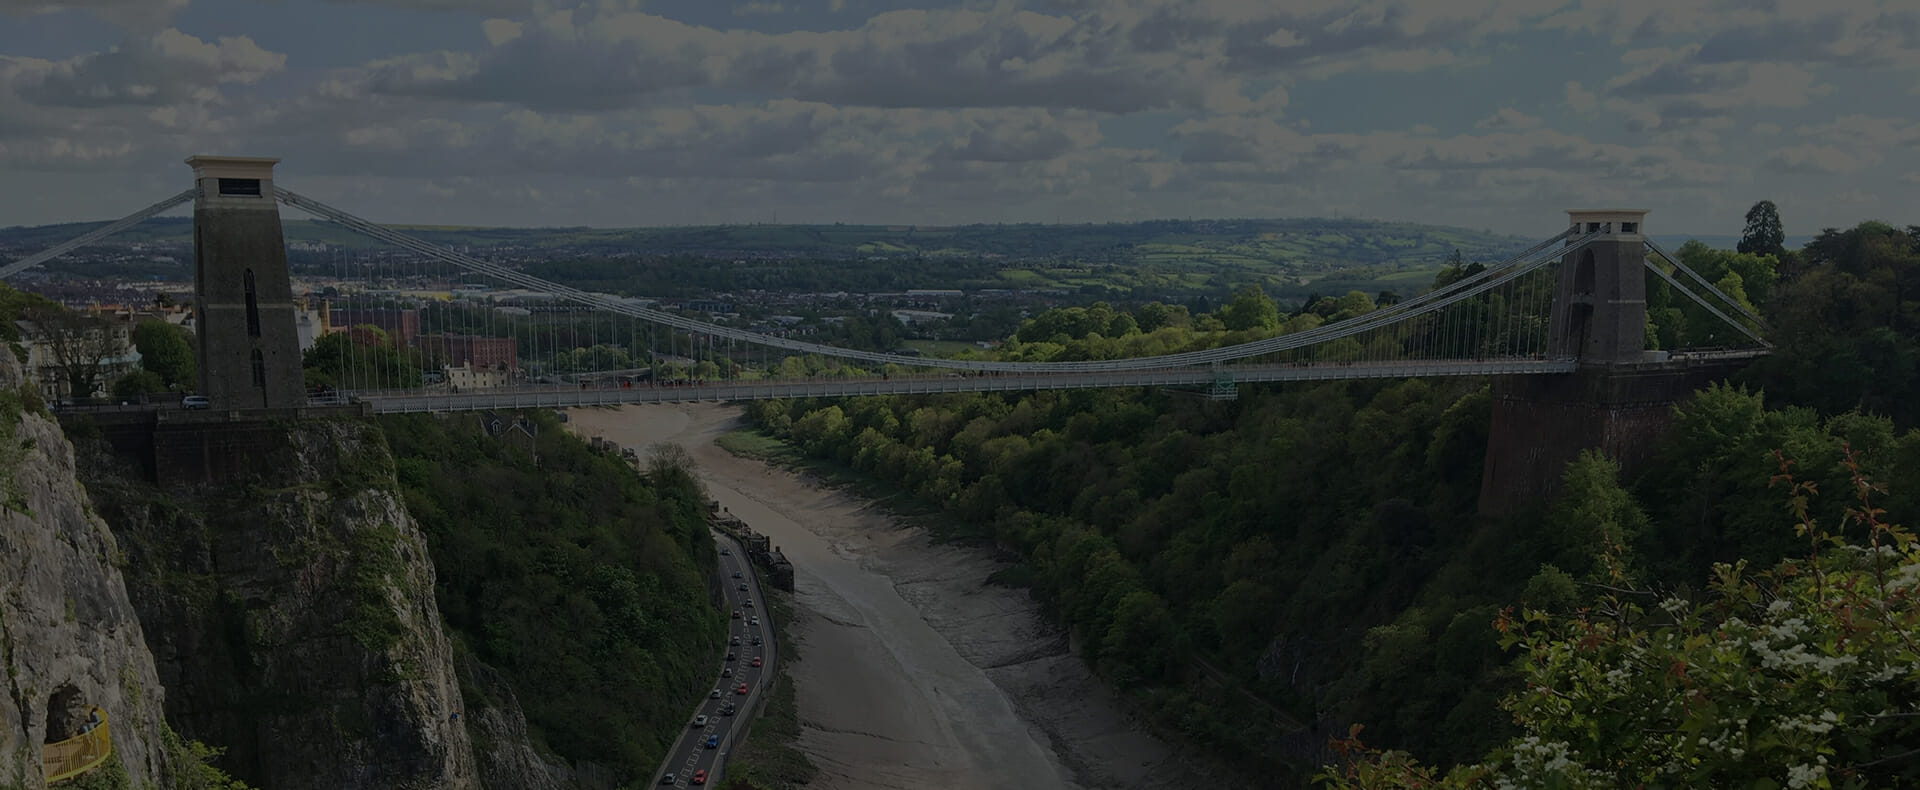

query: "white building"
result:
(445, 361), (511, 390)
(12, 317), (141, 403)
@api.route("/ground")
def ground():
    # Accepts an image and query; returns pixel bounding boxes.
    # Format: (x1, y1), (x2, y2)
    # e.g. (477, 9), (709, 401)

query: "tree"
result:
(22, 305), (125, 402)
(111, 370), (167, 401)
(133, 319), (195, 389)
(1220, 285), (1280, 331)
(1739, 199), (1786, 257)
(1321, 452), (1920, 789)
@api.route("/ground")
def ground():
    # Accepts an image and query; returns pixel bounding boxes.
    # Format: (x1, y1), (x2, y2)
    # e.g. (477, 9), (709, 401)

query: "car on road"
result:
(752, 636), (762, 646)
(721, 703), (736, 716)
(731, 610), (742, 619)
(720, 547), (730, 555)
(732, 571), (742, 579)
(749, 616), (760, 626)
(692, 715), (707, 727)
(751, 657), (762, 667)
(722, 667), (733, 677)
(691, 770), (707, 785)
(738, 583), (748, 591)
(725, 652), (735, 661)
(181, 395), (211, 409)
(661, 773), (675, 785)
(730, 636), (739, 645)
(705, 734), (718, 748)
(735, 683), (748, 695)
(709, 689), (721, 699)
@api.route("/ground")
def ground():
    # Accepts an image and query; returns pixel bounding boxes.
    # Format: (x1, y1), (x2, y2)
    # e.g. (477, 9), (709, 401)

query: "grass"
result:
(715, 430), (804, 466)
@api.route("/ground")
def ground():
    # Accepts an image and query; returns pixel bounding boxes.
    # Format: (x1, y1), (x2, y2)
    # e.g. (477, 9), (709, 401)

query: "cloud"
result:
(734, 2), (787, 15)
(1792, 114), (1920, 147)
(1764, 144), (1879, 174)
(316, 0), (536, 12)
(11, 29), (285, 108)
(1475, 108), (1542, 130)
(0, 0), (187, 30)
(336, 1), (1581, 114)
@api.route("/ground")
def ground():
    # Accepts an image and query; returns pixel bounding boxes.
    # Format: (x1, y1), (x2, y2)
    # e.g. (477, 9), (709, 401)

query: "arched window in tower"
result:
(244, 268), (261, 337)
(1574, 250), (1596, 296)
(251, 349), (266, 388)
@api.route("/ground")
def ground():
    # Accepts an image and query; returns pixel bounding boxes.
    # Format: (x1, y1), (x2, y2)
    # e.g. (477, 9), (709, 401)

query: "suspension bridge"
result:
(2, 157), (1768, 417)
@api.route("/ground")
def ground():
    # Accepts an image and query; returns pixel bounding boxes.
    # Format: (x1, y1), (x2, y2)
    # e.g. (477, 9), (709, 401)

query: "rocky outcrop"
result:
(0, 352), (171, 788)
(80, 417), (481, 789)
(458, 655), (570, 790)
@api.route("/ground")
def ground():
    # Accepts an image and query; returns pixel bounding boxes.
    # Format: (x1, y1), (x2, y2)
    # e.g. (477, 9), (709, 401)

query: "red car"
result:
(731, 610), (741, 619)
(735, 683), (748, 695)
(691, 769), (707, 785)
(751, 657), (763, 667)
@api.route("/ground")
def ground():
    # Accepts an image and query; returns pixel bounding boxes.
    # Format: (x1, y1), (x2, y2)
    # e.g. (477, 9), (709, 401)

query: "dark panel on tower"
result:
(188, 156), (306, 409)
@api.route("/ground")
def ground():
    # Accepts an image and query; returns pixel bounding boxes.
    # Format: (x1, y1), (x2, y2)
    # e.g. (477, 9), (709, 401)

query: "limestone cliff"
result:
(0, 352), (171, 788)
(78, 418), (482, 789)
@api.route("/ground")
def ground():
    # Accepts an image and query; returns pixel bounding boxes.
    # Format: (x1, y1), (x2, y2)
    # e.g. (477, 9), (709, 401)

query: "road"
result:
(650, 531), (778, 788)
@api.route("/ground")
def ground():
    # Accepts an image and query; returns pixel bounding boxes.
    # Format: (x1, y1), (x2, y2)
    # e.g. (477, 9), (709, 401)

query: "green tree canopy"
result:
(1739, 199), (1787, 257)
(1321, 454), (1920, 789)
(133, 319), (195, 389)
(1220, 285), (1280, 331)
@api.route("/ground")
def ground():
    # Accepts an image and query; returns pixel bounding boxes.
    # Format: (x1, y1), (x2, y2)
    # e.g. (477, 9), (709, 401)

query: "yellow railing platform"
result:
(42, 707), (113, 784)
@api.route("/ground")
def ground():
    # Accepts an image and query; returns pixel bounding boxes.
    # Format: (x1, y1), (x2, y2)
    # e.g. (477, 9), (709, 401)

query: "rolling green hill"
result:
(2, 216), (1531, 271)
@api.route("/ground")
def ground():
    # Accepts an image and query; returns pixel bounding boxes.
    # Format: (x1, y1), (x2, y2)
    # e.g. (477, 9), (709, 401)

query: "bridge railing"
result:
(42, 707), (113, 783)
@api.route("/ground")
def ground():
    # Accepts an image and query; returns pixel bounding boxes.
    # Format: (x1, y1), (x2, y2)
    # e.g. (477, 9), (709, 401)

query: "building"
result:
(424, 333), (518, 371)
(446, 362), (511, 390)
(13, 314), (141, 403)
(329, 307), (420, 348)
(293, 298), (331, 352)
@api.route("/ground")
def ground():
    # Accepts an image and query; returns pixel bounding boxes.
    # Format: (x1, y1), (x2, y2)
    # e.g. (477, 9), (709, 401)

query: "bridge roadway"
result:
(651, 529), (777, 788)
(355, 359), (1582, 413)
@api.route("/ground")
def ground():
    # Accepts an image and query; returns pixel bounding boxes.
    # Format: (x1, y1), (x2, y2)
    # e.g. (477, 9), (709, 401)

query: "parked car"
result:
(181, 395), (211, 410)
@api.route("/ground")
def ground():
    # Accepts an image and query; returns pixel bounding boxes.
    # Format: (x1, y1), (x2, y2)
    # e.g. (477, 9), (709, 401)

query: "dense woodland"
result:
(741, 214), (1920, 784)
(379, 413), (721, 784)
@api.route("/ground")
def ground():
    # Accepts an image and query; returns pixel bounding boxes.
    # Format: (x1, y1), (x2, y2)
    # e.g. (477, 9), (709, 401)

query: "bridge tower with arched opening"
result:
(1479, 208), (1738, 516)
(1550, 209), (1651, 365)
(187, 155), (305, 409)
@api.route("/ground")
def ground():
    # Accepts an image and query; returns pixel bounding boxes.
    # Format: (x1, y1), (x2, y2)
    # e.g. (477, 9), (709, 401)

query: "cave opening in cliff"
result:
(44, 684), (86, 742)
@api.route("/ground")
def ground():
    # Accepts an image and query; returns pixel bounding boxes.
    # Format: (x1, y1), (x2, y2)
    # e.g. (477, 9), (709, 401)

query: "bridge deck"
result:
(356, 359), (1583, 414)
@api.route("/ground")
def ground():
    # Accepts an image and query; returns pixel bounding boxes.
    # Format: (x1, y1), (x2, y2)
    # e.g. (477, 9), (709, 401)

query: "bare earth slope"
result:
(568, 404), (1201, 790)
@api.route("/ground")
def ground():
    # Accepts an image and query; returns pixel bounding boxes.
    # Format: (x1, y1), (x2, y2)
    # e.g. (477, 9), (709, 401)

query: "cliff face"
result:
(80, 418), (482, 789)
(0, 353), (171, 788)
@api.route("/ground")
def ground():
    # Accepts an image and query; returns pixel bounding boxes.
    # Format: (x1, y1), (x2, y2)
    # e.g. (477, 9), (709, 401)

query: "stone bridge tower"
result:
(187, 156), (305, 409)
(1479, 210), (1734, 516)
(1549, 210), (1651, 364)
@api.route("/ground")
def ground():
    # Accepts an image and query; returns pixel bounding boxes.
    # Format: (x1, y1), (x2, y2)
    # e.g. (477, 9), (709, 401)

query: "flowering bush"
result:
(1321, 448), (1920, 788)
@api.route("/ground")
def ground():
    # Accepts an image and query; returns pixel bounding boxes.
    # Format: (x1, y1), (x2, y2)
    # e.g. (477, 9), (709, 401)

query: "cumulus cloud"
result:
(11, 29), (285, 108)
(0, 0), (187, 30)
(1793, 114), (1920, 147)
(1764, 144), (1879, 174)
(1475, 108), (1542, 130)
(333, 1), (1583, 114)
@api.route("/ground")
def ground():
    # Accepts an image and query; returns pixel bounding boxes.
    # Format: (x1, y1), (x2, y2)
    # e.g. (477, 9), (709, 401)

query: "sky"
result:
(0, 0), (1916, 238)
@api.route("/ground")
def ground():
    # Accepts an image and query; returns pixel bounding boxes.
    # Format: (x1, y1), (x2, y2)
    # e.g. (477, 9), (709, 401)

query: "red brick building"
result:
(329, 308), (420, 348)
(425, 333), (518, 370)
